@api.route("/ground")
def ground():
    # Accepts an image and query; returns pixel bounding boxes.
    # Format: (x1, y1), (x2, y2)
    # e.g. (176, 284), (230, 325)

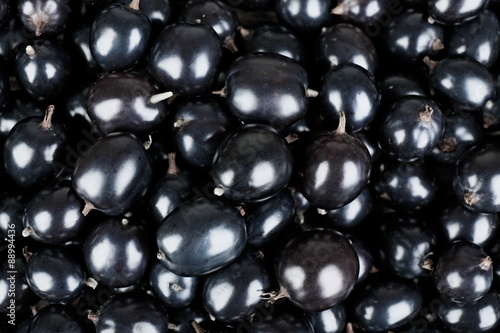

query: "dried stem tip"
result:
(260, 286), (289, 304)
(423, 56), (437, 71)
(480, 256), (493, 270)
(82, 201), (95, 216)
(128, 0), (140, 10)
(149, 91), (173, 104)
(419, 105), (434, 123)
(40, 105), (55, 129)
(335, 110), (347, 135)
(167, 152), (180, 175)
(26, 45), (35, 56)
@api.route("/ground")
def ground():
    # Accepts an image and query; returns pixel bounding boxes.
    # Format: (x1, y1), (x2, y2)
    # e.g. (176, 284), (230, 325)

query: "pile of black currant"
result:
(2, 0), (500, 332)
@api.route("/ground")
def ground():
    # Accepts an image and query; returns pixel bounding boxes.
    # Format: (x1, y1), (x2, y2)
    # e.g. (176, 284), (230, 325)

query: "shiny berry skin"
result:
(90, 1), (151, 72)
(18, 0), (73, 37)
(272, 228), (359, 312)
(211, 124), (294, 203)
(27, 304), (89, 333)
(15, 40), (72, 101)
(379, 214), (436, 279)
(275, 0), (332, 34)
(149, 22), (223, 96)
(318, 63), (380, 132)
(383, 9), (444, 65)
(245, 189), (296, 248)
(223, 53), (310, 130)
(202, 249), (272, 322)
(352, 275), (423, 332)
(452, 143), (500, 214)
(179, 0), (239, 51)
(428, 0), (489, 25)
(376, 96), (444, 162)
(83, 217), (150, 288)
(429, 111), (483, 166)
(171, 97), (236, 170)
(371, 157), (437, 212)
(305, 303), (346, 333)
(86, 72), (169, 136)
(432, 241), (493, 304)
(25, 246), (86, 303)
(22, 181), (86, 244)
(3, 106), (68, 188)
(300, 114), (371, 210)
(437, 197), (498, 247)
(72, 132), (152, 216)
(425, 56), (495, 111)
(315, 23), (378, 74)
(156, 198), (247, 277)
(149, 260), (199, 308)
(447, 9), (500, 68)
(434, 290), (500, 333)
(241, 24), (305, 64)
(94, 291), (169, 333)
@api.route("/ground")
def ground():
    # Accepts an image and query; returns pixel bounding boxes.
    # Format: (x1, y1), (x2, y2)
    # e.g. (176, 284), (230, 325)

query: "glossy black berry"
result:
(211, 124), (294, 203)
(433, 241), (493, 303)
(245, 189), (296, 248)
(241, 24), (305, 64)
(223, 53), (311, 130)
(27, 304), (89, 333)
(377, 96), (444, 162)
(25, 246), (86, 303)
(83, 217), (150, 288)
(202, 249), (272, 322)
(447, 10), (500, 68)
(384, 9), (444, 65)
(429, 111), (483, 166)
(437, 196), (498, 247)
(72, 132), (152, 216)
(352, 275), (423, 332)
(179, 0), (239, 52)
(149, 260), (198, 308)
(171, 97), (236, 169)
(86, 72), (169, 136)
(3, 106), (68, 187)
(15, 40), (72, 101)
(371, 157), (437, 212)
(318, 63), (380, 132)
(148, 22), (223, 96)
(452, 143), (500, 214)
(18, 0), (73, 37)
(315, 23), (378, 74)
(425, 56), (495, 111)
(93, 291), (169, 333)
(268, 228), (359, 312)
(428, 0), (489, 25)
(156, 197), (247, 276)
(434, 290), (500, 332)
(90, 0), (151, 72)
(300, 113), (371, 210)
(275, 0), (332, 34)
(22, 181), (86, 244)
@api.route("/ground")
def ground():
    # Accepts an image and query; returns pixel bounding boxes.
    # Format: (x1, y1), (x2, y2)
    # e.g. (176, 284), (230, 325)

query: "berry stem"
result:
(128, 0), (140, 10)
(191, 321), (206, 333)
(26, 45), (35, 56)
(149, 91), (173, 104)
(212, 88), (226, 98)
(22, 227), (33, 237)
(40, 105), (55, 130)
(82, 201), (95, 216)
(431, 38), (444, 52)
(419, 105), (434, 123)
(480, 256), (493, 270)
(335, 110), (347, 135)
(260, 286), (289, 303)
(167, 152), (180, 175)
(224, 38), (238, 53)
(331, 2), (346, 15)
(423, 56), (437, 71)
